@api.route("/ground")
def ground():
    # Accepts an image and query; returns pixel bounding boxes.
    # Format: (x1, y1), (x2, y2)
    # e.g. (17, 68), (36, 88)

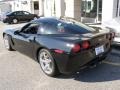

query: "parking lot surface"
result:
(0, 22), (120, 90)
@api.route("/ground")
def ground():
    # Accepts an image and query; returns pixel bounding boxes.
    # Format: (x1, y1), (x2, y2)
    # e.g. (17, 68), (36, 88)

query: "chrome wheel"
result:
(13, 19), (18, 24)
(39, 50), (54, 74)
(4, 35), (10, 49)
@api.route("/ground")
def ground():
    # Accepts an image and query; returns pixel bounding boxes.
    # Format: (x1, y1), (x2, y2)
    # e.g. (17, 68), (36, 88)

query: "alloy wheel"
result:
(39, 50), (54, 75)
(13, 19), (18, 24)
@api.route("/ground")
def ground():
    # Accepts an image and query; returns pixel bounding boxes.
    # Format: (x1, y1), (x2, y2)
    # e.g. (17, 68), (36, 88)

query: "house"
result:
(102, 0), (120, 26)
(0, 0), (12, 14)
(0, 0), (105, 23)
(39, 0), (81, 21)
(0, 0), (82, 21)
(0, 0), (39, 15)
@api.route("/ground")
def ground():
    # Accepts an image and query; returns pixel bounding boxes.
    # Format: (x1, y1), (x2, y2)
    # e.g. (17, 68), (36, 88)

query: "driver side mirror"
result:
(14, 30), (20, 35)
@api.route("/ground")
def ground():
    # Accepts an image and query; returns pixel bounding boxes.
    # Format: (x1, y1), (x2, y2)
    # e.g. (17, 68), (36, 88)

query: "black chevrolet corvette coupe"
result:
(3, 17), (115, 76)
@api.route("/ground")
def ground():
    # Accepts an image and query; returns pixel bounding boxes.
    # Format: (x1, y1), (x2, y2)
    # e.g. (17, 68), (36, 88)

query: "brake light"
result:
(72, 44), (81, 53)
(82, 41), (90, 49)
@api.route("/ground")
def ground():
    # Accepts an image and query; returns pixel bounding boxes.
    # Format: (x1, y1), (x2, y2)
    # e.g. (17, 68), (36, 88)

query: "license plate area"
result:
(95, 45), (104, 55)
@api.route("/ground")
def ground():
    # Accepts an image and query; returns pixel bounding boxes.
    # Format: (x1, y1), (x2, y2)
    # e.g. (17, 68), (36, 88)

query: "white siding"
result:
(102, 0), (118, 24)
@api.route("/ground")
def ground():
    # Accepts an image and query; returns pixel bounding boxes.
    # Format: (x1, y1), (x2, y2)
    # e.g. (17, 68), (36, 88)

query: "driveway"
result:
(0, 22), (120, 90)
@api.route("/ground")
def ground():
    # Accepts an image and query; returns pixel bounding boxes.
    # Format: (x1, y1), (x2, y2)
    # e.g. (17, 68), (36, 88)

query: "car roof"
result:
(12, 11), (29, 13)
(31, 17), (60, 24)
(31, 17), (95, 32)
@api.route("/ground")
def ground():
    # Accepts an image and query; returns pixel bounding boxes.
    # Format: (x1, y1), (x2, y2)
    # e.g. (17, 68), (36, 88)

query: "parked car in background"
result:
(3, 17), (115, 77)
(2, 11), (39, 24)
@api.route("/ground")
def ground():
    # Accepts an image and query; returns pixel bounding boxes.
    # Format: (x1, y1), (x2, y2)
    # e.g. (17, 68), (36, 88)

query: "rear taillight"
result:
(72, 41), (90, 53)
(72, 44), (81, 53)
(82, 41), (90, 49)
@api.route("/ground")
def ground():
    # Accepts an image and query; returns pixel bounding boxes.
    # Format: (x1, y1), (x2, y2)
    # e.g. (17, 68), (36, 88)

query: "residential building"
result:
(102, 0), (120, 28)
(0, 0), (12, 14)
(0, 0), (39, 15)
(102, 0), (120, 25)
(40, 0), (81, 21)
(1, 0), (119, 26)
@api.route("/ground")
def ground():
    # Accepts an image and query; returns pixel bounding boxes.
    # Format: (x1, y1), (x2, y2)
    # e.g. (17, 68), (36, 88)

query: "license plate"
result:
(95, 45), (104, 55)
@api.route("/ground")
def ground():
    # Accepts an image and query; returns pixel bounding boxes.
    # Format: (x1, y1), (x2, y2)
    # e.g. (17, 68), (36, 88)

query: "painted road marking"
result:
(103, 61), (120, 67)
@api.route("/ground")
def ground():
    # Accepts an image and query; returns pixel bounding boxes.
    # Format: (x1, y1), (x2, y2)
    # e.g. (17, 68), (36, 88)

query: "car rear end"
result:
(2, 12), (13, 23)
(54, 32), (115, 74)
(2, 14), (12, 23)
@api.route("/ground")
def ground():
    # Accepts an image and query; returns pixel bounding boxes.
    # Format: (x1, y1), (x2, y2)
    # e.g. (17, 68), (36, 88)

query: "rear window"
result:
(38, 19), (95, 35)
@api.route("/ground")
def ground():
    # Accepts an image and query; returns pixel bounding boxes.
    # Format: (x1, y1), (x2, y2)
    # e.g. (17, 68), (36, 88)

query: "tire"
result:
(3, 34), (13, 51)
(38, 49), (59, 77)
(12, 18), (18, 24)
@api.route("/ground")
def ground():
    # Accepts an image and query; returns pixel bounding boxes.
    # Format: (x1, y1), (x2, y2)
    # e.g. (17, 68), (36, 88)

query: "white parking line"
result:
(103, 61), (120, 66)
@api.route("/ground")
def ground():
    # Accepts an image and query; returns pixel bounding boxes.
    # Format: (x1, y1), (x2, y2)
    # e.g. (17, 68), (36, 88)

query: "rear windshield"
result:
(38, 19), (95, 35)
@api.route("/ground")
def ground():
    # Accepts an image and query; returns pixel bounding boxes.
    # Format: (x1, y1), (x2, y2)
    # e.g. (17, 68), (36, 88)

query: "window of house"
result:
(34, 1), (39, 10)
(88, 1), (91, 10)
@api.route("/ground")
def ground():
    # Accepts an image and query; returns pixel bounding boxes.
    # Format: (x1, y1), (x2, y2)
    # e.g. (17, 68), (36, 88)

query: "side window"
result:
(37, 23), (58, 34)
(16, 11), (24, 15)
(22, 23), (39, 34)
(23, 11), (30, 15)
(13, 12), (16, 15)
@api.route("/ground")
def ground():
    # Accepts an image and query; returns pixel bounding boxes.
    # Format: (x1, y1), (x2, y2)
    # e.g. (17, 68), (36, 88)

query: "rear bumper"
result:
(3, 19), (7, 23)
(3, 18), (10, 23)
(53, 45), (111, 74)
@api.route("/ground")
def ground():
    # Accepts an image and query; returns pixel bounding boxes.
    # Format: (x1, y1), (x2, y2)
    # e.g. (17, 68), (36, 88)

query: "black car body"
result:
(3, 11), (39, 24)
(3, 18), (115, 76)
